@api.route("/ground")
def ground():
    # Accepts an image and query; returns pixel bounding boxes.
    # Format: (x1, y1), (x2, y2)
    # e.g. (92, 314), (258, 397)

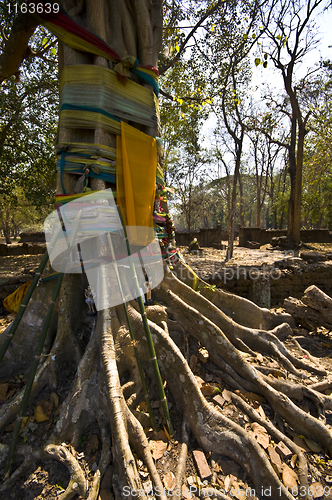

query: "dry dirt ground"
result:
(1, 243), (332, 499)
(179, 242), (332, 280)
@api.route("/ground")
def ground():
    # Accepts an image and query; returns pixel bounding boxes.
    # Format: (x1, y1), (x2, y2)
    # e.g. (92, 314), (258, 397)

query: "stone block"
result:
(193, 450), (212, 480)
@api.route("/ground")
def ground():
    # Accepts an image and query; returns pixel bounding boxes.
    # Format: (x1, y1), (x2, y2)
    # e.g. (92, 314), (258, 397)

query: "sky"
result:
(201, 6), (332, 162)
(252, 7), (332, 90)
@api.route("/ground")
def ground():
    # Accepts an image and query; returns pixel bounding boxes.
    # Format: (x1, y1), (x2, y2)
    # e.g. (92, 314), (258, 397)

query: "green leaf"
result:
(42, 38), (48, 46)
(254, 58), (261, 67)
(51, 48), (57, 55)
(264, 53), (268, 60)
(263, 61), (268, 68)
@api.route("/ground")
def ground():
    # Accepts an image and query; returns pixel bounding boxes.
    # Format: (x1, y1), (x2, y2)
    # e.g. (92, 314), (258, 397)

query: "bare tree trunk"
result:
(226, 151), (241, 261)
(238, 172), (245, 227)
(2, 207), (12, 244)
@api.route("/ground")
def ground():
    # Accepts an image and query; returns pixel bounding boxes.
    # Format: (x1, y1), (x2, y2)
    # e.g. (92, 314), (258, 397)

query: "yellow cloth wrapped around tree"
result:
(117, 122), (157, 246)
(3, 281), (31, 314)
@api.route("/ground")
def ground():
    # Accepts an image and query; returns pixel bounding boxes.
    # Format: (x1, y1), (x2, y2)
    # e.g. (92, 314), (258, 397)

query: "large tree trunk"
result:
(226, 147), (242, 261)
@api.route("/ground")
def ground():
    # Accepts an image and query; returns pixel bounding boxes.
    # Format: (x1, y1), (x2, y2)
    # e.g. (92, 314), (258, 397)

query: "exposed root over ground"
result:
(0, 263), (332, 499)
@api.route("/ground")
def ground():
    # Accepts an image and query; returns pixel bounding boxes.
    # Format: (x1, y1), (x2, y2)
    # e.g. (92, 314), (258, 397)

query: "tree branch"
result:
(159, 0), (224, 75)
(0, 12), (38, 83)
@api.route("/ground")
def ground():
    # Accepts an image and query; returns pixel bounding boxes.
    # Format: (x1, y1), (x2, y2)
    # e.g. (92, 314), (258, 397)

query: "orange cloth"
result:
(116, 122), (157, 245)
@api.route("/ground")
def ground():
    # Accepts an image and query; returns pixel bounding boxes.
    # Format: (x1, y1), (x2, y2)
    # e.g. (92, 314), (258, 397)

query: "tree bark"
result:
(284, 285), (332, 330)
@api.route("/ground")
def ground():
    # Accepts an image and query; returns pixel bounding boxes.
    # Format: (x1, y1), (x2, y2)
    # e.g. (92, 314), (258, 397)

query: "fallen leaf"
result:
(303, 438), (322, 453)
(309, 482), (324, 499)
(182, 484), (192, 499)
(222, 389), (232, 402)
(257, 405), (266, 420)
(244, 392), (266, 403)
(290, 454), (297, 468)
(201, 384), (217, 396)
(251, 422), (269, 449)
(282, 464), (298, 489)
(137, 401), (148, 412)
(224, 475), (232, 492)
(233, 482), (247, 500)
(293, 436), (310, 452)
(150, 440), (167, 460)
(268, 446), (282, 474)
(272, 370), (286, 378)
(34, 405), (49, 423)
(216, 477), (224, 488)
(36, 398), (53, 416)
(50, 392), (59, 408)
(187, 476), (202, 487)
(163, 471), (176, 490)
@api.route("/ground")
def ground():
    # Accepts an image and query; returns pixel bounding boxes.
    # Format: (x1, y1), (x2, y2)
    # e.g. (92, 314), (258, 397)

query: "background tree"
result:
(0, 13), (57, 240)
(258, 0), (326, 245)
(195, 0), (268, 259)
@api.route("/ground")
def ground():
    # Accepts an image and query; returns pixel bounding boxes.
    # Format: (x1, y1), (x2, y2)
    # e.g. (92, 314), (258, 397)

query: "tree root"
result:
(0, 445), (40, 491)
(1, 266), (332, 499)
(125, 305), (296, 500)
(0, 357), (50, 432)
(259, 374), (326, 421)
(86, 425), (112, 500)
(126, 405), (167, 500)
(174, 417), (189, 500)
(230, 392), (310, 499)
(154, 280), (332, 453)
(172, 258), (295, 330)
(101, 309), (147, 500)
(160, 270), (323, 376)
(43, 444), (87, 500)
